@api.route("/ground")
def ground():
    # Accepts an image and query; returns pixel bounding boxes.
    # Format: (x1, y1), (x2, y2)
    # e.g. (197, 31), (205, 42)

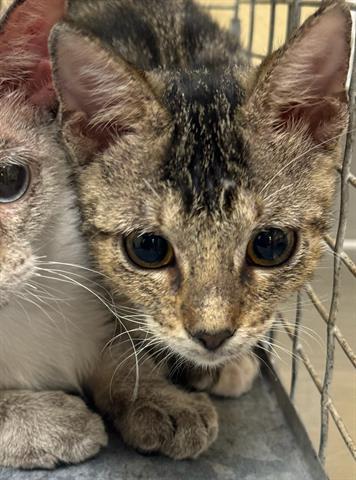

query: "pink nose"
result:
(190, 329), (235, 351)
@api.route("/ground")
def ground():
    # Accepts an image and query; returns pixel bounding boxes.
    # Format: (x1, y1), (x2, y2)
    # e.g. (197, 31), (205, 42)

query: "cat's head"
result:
(50, 1), (351, 366)
(0, 0), (67, 307)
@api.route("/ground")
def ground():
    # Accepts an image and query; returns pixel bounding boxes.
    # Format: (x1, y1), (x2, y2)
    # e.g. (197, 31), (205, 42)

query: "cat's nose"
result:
(190, 329), (235, 351)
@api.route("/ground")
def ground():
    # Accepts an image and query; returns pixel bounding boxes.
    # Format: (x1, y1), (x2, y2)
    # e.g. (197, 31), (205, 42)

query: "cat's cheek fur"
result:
(0, 157), (112, 392)
(0, 244), (34, 307)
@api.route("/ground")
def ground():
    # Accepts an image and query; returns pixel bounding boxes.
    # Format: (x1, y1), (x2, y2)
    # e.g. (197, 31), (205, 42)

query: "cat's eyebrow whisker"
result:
(143, 178), (161, 200)
(259, 126), (356, 197)
(263, 182), (294, 205)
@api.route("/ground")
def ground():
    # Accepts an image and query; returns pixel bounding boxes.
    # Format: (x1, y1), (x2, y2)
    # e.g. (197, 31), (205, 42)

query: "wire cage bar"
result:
(200, 0), (356, 476)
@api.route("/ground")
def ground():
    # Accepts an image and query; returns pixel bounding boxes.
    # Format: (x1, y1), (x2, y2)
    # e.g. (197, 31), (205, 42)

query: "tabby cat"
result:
(50, 0), (352, 460)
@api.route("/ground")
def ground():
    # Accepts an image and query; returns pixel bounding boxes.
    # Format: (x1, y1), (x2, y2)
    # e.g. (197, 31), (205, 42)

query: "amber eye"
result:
(125, 232), (175, 269)
(0, 165), (30, 203)
(247, 228), (296, 268)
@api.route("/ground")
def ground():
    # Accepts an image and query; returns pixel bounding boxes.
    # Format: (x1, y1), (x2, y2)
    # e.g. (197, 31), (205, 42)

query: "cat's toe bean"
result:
(211, 355), (260, 398)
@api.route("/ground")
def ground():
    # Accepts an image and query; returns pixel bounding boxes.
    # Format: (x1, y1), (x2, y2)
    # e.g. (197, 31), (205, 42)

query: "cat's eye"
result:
(0, 164), (30, 203)
(247, 228), (296, 268)
(125, 232), (175, 269)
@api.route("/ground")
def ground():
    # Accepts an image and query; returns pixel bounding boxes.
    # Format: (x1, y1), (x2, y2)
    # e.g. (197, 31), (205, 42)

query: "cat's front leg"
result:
(189, 355), (260, 399)
(0, 390), (107, 469)
(91, 350), (218, 460)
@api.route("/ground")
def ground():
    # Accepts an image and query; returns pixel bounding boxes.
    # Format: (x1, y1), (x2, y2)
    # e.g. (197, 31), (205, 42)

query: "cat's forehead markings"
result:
(162, 70), (247, 214)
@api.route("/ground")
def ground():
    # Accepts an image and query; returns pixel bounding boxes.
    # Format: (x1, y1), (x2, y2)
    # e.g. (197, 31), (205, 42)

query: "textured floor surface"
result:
(0, 376), (326, 480)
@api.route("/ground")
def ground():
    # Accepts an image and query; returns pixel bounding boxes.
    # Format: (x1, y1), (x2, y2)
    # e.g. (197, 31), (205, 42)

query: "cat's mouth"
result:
(161, 329), (260, 368)
(145, 316), (260, 367)
(167, 338), (242, 368)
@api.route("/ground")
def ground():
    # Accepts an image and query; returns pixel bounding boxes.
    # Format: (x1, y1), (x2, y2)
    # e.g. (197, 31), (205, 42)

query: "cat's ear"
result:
(0, 0), (67, 108)
(50, 23), (161, 164)
(250, 0), (352, 146)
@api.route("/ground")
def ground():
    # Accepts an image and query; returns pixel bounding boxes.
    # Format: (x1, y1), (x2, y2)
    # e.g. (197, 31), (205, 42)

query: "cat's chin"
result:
(190, 355), (230, 369)
(170, 345), (234, 369)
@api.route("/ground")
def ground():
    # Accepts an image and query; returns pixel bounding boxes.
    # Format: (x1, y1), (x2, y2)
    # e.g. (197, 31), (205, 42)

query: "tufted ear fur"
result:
(50, 23), (162, 164)
(250, 0), (352, 146)
(0, 0), (67, 108)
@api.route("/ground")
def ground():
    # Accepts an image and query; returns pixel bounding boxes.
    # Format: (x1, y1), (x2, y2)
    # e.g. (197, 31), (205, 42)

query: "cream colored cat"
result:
(0, 0), (112, 469)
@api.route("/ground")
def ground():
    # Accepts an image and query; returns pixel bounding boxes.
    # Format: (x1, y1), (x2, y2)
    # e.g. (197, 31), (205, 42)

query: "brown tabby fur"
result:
(50, 0), (352, 459)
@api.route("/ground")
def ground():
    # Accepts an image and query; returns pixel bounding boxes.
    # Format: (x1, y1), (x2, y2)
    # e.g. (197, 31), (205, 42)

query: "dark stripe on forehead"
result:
(162, 69), (247, 213)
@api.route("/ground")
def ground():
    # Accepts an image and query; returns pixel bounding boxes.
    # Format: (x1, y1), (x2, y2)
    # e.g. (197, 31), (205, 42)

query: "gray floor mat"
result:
(0, 374), (326, 480)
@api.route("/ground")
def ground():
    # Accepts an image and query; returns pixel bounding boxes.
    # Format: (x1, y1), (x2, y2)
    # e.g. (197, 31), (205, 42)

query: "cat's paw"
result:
(117, 390), (218, 460)
(0, 391), (108, 469)
(211, 355), (259, 398)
